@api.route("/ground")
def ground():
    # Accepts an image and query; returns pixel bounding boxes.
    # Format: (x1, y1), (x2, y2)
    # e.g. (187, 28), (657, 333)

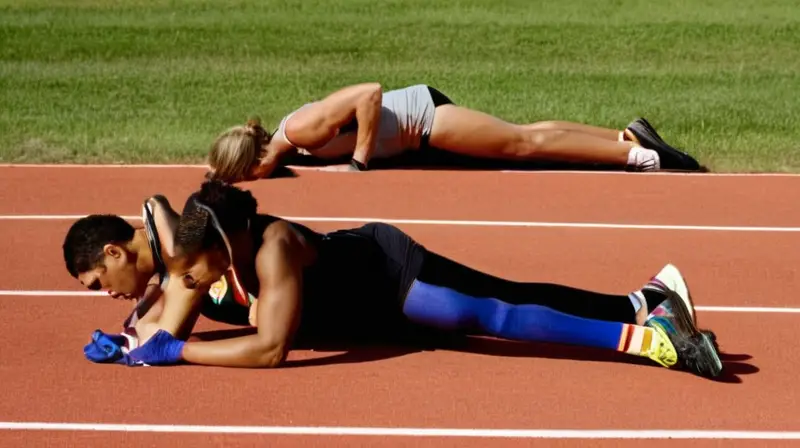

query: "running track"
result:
(1, 165), (799, 447)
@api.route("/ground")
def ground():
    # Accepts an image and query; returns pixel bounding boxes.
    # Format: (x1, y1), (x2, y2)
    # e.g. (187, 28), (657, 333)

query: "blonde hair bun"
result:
(246, 116), (262, 128)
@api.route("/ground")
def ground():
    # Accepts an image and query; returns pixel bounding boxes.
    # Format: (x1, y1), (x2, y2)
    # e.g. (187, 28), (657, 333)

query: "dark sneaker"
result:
(624, 118), (704, 172)
(645, 289), (724, 378)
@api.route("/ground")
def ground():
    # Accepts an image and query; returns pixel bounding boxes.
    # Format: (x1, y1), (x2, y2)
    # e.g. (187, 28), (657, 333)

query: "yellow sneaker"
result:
(642, 323), (678, 368)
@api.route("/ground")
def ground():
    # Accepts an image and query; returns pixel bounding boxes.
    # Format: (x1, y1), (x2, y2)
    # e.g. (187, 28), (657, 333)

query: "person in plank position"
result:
(86, 180), (723, 378)
(204, 83), (702, 182)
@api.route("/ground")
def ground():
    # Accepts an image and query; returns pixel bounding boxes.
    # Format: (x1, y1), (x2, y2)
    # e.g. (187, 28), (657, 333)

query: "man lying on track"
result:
(204, 82), (703, 183)
(61, 195), (254, 337)
(74, 180), (724, 379)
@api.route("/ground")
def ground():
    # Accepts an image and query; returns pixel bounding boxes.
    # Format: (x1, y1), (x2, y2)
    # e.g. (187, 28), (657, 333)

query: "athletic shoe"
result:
(642, 263), (696, 324)
(645, 290), (724, 378)
(626, 147), (661, 172)
(641, 322), (679, 369)
(624, 118), (704, 172)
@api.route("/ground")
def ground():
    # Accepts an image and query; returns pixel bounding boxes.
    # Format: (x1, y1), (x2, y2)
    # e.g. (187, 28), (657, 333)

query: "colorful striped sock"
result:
(616, 323), (659, 357)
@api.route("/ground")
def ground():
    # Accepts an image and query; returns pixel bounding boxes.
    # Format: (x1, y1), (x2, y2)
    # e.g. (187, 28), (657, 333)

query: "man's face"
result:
(169, 248), (230, 294)
(77, 244), (147, 299)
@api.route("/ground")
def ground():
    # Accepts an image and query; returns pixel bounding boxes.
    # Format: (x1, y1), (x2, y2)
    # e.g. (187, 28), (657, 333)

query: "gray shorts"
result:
(376, 84), (440, 157)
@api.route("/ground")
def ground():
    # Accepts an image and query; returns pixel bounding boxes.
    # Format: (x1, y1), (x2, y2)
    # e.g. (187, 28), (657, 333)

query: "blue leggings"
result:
(402, 279), (626, 350)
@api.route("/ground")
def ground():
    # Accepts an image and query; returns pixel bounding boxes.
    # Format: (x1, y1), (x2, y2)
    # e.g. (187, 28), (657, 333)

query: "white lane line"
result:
(0, 290), (106, 296)
(1, 214), (800, 232)
(1, 163), (799, 177)
(695, 306), (800, 313)
(0, 164), (324, 170)
(1, 422), (799, 439)
(0, 290), (797, 314)
(499, 169), (800, 178)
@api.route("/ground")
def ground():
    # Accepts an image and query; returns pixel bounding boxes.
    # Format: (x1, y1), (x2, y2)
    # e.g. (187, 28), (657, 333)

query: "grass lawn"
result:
(1, 0), (798, 171)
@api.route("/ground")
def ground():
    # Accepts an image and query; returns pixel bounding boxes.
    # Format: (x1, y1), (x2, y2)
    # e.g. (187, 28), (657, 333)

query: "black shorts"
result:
(339, 222), (487, 346)
(420, 86), (454, 149)
(327, 222), (428, 305)
(295, 222), (429, 345)
(353, 222), (426, 300)
(426, 85), (455, 108)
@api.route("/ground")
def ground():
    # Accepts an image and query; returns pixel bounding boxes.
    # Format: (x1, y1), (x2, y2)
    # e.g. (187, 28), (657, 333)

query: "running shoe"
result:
(645, 289), (724, 378)
(624, 118), (704, 172)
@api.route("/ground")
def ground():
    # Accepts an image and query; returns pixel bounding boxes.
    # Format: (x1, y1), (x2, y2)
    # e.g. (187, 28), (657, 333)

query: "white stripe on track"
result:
(1, 163), (799, 177)
(2, 214), (800, 232)
(0, 290), (796, 314)
(1, 422), (800, 439)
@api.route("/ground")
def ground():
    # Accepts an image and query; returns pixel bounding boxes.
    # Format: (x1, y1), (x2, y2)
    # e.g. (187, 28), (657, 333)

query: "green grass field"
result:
(1, 0), (798, 171)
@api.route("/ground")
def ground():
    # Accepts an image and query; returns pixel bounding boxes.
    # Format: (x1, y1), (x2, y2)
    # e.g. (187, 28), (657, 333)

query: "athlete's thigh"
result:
(427, 104), (524, 158)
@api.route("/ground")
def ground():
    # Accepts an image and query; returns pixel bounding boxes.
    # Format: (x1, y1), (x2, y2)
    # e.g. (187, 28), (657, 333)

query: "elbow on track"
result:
(251, 341), (288, 368)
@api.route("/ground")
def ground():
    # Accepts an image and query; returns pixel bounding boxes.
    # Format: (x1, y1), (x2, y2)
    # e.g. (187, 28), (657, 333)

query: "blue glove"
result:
(127, 329), (186, 366)
(83, 330), (145, 366)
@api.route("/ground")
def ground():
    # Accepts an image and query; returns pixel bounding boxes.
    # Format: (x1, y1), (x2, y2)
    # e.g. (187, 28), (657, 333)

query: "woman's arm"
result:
(284, 82), (383, 169)
(178, 221), (315, 368)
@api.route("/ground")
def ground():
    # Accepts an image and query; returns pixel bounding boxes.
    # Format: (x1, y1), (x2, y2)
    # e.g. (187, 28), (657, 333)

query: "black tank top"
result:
(214, 214), (390, 303)
(205, 214), (402, 341)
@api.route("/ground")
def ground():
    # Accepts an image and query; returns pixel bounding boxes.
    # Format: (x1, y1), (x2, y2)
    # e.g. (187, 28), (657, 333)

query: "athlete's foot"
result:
(643, 263), (696, 323)
(623, 118), (704, 172)
(626, 146), (660, 172)
(630, 263), (694, 325)
(634, 301), (649, 326)
(644, 290), (724, 378)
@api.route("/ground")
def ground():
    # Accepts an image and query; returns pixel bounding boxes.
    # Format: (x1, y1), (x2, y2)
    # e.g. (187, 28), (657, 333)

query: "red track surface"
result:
(1, 166), (798, 446)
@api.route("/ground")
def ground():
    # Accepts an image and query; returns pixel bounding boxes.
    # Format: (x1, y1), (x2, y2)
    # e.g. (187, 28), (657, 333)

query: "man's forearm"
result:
(134, 285), (165, 326)
(135, 279), (205, 344)
(180, 334), (286, 368)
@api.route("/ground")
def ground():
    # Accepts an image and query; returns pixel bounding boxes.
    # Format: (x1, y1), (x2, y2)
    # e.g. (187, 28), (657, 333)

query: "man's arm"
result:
(133, 193), (209, 344)
(284, 82), (383, 168)
(178, 221), (314, 368)
(134, 271), (206, 344)
(123, 276), (165, 329)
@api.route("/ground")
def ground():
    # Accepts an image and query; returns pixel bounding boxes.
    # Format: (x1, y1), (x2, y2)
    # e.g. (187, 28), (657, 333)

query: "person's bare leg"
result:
(428, 105), (658, 170)
(523, 120), (623, 141)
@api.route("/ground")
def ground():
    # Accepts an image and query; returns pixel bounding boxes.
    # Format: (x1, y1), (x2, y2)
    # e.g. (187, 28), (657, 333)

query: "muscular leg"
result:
(427, 105), (658, 170)
(402, 279), (669, 364)
(416, 252), (667, 326)
(402, 253), (675, 365)
(523, 120), (621, 141)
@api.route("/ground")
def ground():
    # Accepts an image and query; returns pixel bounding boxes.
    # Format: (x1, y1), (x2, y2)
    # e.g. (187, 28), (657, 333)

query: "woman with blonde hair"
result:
(206, 83), (702, 182)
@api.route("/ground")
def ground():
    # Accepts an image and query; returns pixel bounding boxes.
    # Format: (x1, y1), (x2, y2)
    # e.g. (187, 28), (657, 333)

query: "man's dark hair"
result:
(62, 214), (136, 278)
(175, 180), (259, 257)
